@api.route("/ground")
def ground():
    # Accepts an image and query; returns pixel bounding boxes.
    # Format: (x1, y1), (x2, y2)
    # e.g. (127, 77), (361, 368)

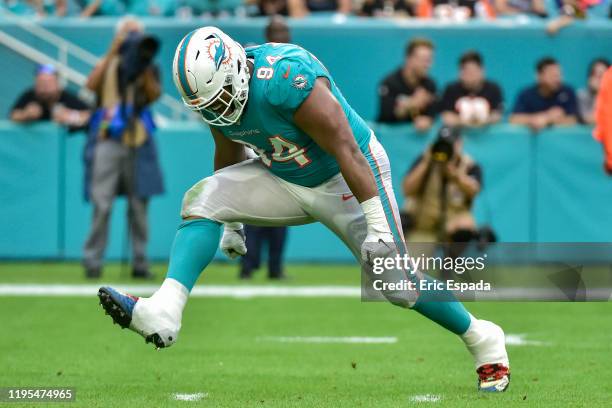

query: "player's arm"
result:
(209, 126), (249, 258)
(210, 127), (247, 171)
(294, 78), (394, 259)
(294, 78), (377, 202)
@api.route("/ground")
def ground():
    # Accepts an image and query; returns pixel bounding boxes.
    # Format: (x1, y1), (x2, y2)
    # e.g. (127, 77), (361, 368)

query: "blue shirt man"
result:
(510, 57), (578, 131)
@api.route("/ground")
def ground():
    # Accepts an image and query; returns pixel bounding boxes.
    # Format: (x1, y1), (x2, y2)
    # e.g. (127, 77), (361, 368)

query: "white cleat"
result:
(477, 363), (510, 392)
(462, 318), (511, 392)
(131, 296), (181, 349)
(98, 285), (182, 349)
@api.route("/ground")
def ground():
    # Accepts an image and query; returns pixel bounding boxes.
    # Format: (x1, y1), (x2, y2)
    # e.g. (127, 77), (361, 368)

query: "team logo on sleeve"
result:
(292, 74), (308, 89)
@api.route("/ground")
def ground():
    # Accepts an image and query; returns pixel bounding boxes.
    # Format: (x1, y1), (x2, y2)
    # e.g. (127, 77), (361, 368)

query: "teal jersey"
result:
(214, 43), (372, 188)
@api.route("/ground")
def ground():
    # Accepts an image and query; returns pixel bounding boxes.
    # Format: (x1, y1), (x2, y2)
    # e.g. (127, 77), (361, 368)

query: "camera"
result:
(117, 31), (160, 89)
(431, 126), (460, 163)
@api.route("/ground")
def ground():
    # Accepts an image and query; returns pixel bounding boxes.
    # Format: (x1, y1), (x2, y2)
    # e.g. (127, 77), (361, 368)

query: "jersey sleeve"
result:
(263, 56), (318, 112)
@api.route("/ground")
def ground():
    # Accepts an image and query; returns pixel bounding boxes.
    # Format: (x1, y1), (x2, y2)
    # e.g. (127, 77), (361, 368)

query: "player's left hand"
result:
(220, 223), (247, 259)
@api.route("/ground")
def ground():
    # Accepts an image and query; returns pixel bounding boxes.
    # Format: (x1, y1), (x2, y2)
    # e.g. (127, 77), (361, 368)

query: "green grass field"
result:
(1, 262), (611, 407)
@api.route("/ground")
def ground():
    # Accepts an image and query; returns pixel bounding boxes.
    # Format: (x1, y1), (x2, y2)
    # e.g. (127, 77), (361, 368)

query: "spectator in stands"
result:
(44, 0), (68, 15)
(239, 16), (290, 281)
(510, 57), (578, 131)
(493, 0), (548, 17)
(80, 0), (126, 16)
(359, 0), (416, 17)
(251, 0), (289, 16)
(441, 51), (503, 128)
(10, 64), (91, 129)
(377, 38), (437, 132)
(593, 66), (612, 174)
(546, 0), (602, 36)
(578, 58), (610, 125)
(127, 0), (177, 16)
(286, 0), (351, 17)
(416, 0), (495, 20)
(3, 0), (67, 16)
(265, 14), (291, 42)
(176, 0), (243, 17)
(401, 126), (482, 245)
(82, 17), (164, 279)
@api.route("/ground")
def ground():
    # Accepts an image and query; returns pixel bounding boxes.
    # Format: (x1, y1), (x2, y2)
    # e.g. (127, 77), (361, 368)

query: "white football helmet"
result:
(172, 27), (249, 126)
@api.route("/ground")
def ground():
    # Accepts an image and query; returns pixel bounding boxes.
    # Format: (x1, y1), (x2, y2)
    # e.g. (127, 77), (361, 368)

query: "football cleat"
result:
(477, 363), (510, 392)
(98, 287), (138, 329)
(462, 318), (510, 392)
(98, 287), (177, 349)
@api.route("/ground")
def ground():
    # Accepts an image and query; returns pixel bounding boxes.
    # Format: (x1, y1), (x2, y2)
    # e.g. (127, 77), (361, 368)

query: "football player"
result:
(98, 27), (510, 392)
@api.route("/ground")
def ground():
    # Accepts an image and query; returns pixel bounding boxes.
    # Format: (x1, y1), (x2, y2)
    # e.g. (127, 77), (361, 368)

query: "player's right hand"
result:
(359, 196), (397, 266)
(360, 232), (395, 267)
(220, 223), (247, 259)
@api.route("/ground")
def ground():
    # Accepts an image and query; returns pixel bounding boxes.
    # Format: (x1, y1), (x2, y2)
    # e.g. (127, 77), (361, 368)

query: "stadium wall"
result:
(0, 18), (611, 120)
(0, 122), (609, 262)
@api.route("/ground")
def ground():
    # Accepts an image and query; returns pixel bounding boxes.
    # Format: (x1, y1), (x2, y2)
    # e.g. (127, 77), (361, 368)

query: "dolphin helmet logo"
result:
(213, 35), (225, 70)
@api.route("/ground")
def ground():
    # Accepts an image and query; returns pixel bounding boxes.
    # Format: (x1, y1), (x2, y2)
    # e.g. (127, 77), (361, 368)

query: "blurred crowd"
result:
(377, 37), (609, 132)
(5, 13), (611, 277)
(2, 0), (610, 30)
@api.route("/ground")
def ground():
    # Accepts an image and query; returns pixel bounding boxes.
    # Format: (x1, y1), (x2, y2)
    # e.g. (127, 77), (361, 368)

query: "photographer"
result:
(401, 127), (481, 245)
(82, 17), (164, 279)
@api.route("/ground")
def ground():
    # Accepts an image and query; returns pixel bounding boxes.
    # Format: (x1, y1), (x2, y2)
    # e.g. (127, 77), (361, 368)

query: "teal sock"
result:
(411, 275), (472, 335)
(166, 219), (222, 291)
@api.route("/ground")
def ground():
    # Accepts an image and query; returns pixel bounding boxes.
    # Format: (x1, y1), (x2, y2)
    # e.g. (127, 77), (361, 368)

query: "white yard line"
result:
(258, 336), (398, 344)
(0, 284), (360, 298)
(172, 392), (207, 402)
(1, 284), (606, 301)
(505, 333), (549, 346)
(409, 394), (442, 403)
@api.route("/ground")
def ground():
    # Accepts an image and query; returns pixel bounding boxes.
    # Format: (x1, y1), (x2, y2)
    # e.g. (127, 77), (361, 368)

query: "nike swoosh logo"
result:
(283, 66), (291, 79)
(342, 193), (354, 201)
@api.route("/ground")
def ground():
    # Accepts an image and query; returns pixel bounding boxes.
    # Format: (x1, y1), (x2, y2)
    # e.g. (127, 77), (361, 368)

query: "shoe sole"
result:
(97, 288), (167, 349)
(479, 375), (510, 392)
(145, 333), (167, 349)
(98, 287), (132, 329)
